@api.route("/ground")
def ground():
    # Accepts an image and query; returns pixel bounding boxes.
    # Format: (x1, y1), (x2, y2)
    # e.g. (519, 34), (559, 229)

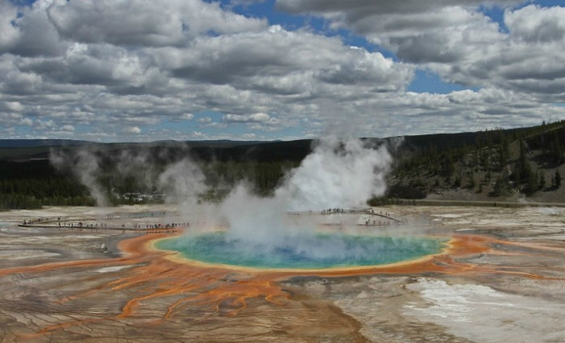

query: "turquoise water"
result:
(156, 232), (446, 270)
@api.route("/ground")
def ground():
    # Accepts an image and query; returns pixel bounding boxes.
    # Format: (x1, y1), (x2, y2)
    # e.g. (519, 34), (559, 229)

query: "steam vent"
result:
(2, 205), (565, 343)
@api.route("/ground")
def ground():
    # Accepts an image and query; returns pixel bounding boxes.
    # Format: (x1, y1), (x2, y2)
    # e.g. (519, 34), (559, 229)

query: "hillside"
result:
(1, 121), (564, 209)
(385, 120), (565, 204)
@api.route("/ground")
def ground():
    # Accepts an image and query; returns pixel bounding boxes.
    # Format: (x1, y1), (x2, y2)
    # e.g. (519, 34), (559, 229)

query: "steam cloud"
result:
(49, 145), (205, 207)
(157, 159), (206, 206)
(277, 137), (391, 211)
(51, 136), (394, 259)
(221, 136), (392, 248)
(50, 147), (109, 206)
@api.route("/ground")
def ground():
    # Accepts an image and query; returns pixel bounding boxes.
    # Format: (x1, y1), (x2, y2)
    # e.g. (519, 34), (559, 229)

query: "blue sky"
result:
(1, 0), (565, 141)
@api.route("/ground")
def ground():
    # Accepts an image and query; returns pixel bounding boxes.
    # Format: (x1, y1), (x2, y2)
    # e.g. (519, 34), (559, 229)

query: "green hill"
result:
(384, 120), (565, 204)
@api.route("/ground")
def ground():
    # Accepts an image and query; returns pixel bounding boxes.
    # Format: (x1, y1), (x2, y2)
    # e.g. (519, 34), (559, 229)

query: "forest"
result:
(1, 120), (564, 210)
(385, 120), (564, 202)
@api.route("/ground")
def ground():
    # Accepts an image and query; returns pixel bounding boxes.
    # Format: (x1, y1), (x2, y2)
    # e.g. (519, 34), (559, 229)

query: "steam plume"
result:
(158, 159), (206, 206)
(277, 136), (391, 210)
(49, 145), (205, 207)
(50, 136), (394, 253)
(220, 136), (392, 246)
(50, 147), (109, 206)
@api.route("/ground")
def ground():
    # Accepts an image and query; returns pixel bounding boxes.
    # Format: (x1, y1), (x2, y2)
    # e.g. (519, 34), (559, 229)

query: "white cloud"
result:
(275, 0), (522, 16)
(2, 101), (24, 112)
(0, 0), (563, 141)
(20, 117), (33, 126)
(224, 112), (271, 123)
(1, 0), (66, 57)
(0, 1), (20, 52)
(46, 0), (267, 47)
(275, 1), (565, 101)
(124, 126), (142, 134)
(197, 117), (213, 123)
(233, 0), (266, 5)
(36, 119), (55, 129)
(191, 131), (205, 139)
(505, 5), (565, 43)
(158, 26), (413, 96)
(60, 124), (75, 132)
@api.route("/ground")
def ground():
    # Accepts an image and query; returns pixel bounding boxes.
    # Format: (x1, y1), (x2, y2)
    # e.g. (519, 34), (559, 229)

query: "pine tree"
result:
(492, 176), (507, 197)
(499, 135), (509, 168)
(468, 174), (476, 190)
(538, 171), (546, 190)
(526, 171), (538, 196)
(555, 169), (562, 189)
(453, 175), (462, 188)
(550, 133), (564, 165)
(516, 140), (533, 186)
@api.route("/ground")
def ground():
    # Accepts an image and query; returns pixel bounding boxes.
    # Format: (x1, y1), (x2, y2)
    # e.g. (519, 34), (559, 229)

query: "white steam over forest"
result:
(50, 136), (393, 247)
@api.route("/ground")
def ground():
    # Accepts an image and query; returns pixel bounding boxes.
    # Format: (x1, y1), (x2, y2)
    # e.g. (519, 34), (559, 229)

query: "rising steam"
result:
(49, 145), (205, 207)
(50, 137), (394, 257)
(277, 136), (391, 211)
(221, 136), (392, 247)
(157, 159), (206, 206)
(50, 147), (109, 206)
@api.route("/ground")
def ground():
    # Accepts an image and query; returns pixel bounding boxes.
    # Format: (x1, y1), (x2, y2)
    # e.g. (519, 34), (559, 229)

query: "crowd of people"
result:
(21, 217), (189, 232)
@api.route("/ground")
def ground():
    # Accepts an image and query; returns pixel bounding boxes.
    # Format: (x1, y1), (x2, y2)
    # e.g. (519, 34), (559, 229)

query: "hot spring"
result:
(153, 137), (445, 270)
(156, 231), (447, 270)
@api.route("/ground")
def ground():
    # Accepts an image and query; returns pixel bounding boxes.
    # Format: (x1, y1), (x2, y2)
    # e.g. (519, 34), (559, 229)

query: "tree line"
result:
(0, 159), (298, 209)
(389, 120), (564, 199)
(1, 121), (564, 210)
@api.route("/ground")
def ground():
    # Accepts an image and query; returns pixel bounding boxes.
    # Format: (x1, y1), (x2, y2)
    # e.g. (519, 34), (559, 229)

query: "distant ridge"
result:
(0, 138), (315, 163)
(0, 124), (549, 162)
(0, 129), (523, 162)
(0, 139), (91, 148)
(0, 139), (274, 149)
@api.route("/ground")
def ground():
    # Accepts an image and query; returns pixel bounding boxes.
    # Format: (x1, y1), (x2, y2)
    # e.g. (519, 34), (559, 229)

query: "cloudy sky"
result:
(1, 0), (564, 142)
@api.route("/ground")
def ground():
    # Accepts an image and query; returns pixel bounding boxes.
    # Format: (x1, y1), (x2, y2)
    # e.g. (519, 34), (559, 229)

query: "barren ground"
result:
(1, 204), (565, 343)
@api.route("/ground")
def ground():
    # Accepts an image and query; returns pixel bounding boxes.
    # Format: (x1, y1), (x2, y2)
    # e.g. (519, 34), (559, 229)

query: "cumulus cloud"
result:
(2, 101), (24, 112)
(224, 112), (272, 123)
(0, 0), (66, 57)
(505, 5), (565, 43)
(158, 25), (412, 94)
(60, 124), (75, 132)
(275, 1), (565, 101)
(124, 126), (142, 134)
(46, 0), (267, 47)
(275, 0), (522, 16)
(20, 117), (33, 126)
(0, 0), (564, 141)
(197, 117), (213, 123)
(0, 1), (20, 52)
